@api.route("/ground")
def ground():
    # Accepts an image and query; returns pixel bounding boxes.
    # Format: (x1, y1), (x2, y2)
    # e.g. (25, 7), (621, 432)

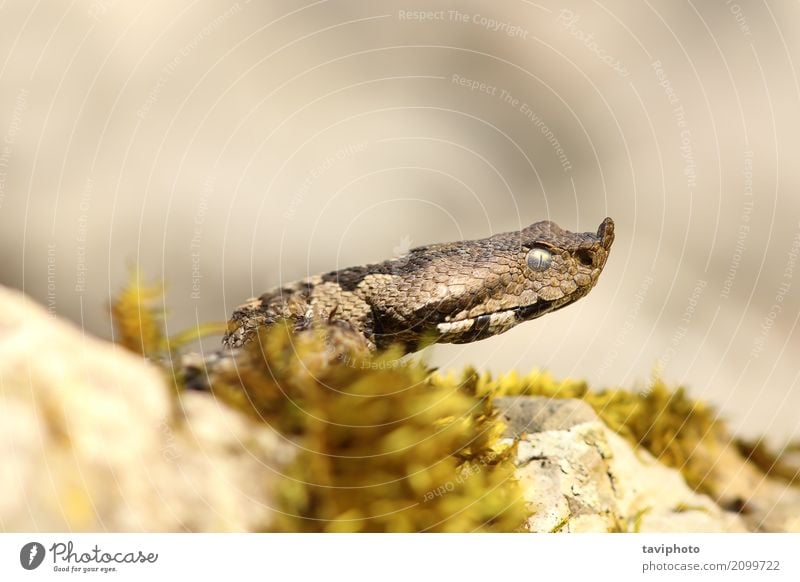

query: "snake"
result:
(183, 218), (614, 388)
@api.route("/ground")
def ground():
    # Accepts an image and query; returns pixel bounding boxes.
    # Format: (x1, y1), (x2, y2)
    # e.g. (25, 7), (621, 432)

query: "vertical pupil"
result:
(527, 248), (551, 271)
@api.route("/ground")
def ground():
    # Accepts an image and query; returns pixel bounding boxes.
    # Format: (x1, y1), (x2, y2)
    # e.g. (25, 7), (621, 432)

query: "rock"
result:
(495, 396), (749, 532)
(704, 444), (800, 533)
(494, 395), (597, 435)
(0, 285), (294, 531)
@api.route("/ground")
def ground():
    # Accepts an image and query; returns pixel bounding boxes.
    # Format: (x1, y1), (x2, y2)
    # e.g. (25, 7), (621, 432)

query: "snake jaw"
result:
(435, 303), (541, 343)
(435, 293), (577, 344)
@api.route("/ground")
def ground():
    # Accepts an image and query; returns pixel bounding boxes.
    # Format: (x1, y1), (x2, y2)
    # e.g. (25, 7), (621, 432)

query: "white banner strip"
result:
(1, 533), (799, 581)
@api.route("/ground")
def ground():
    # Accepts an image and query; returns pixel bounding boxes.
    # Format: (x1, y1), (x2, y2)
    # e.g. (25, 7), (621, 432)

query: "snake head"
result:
(367, 217), (615, 347)
(516, 216), (614, 303)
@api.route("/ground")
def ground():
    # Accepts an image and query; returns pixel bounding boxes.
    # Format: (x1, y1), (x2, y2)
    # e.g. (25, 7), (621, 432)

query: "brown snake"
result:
(183, 218), (614, 388)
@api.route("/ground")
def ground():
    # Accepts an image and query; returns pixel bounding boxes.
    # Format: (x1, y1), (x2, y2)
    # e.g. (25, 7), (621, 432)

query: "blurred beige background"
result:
(1, 1), (798, 442)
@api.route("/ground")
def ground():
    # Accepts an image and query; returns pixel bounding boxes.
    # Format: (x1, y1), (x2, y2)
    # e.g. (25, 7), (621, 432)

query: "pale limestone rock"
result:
(0, 286), (293, 532)
(495, 396), (749, 532)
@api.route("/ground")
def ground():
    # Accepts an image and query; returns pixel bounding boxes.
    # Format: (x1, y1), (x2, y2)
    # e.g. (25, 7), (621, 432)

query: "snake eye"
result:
(526, 247), (552, 271)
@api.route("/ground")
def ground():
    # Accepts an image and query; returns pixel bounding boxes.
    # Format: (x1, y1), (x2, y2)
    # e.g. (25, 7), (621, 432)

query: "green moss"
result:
(209, 324), (528, 532)
(111, 271), (227, 416)
(110, 269), (167, 358)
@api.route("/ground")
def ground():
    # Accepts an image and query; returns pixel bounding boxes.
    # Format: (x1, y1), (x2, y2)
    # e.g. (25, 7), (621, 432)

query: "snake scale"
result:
(183, 218), (614, 388)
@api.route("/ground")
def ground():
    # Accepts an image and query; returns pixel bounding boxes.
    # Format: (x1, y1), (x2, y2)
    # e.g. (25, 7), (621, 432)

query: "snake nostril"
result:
(575, 249), (594, 267)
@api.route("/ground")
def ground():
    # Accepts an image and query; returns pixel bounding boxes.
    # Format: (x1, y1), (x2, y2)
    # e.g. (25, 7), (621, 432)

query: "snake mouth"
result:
(435, 297), (569, 344)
